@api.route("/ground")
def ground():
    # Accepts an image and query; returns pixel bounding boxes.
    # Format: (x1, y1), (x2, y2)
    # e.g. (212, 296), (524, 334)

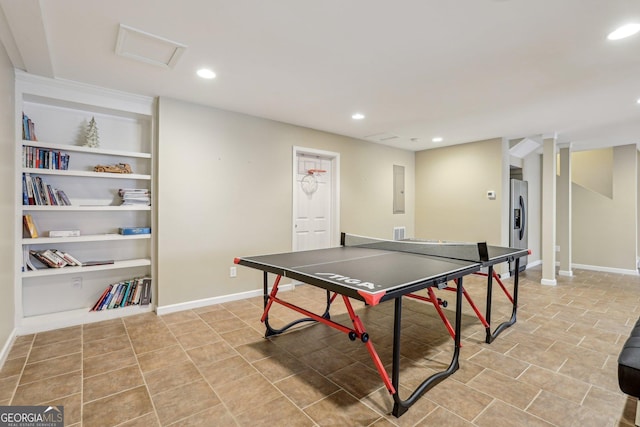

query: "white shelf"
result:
(17, 304), (154, 335)
(22, 258), (152, 278)
(15, 72), (155, 332)
(22, 140), (151, 158)
(22, 205), (151, 211)
(23, 167), (151, 180)
(23, 233), (151, 245)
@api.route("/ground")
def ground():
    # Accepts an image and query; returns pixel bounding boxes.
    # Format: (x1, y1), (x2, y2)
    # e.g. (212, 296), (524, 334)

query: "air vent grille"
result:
(115, 24), (187, 69)
(393, 226), (406, 241)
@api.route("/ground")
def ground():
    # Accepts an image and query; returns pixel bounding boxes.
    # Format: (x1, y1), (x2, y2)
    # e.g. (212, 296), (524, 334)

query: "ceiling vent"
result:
(364, 132), (400, 143)
(115, 24), (187, 69)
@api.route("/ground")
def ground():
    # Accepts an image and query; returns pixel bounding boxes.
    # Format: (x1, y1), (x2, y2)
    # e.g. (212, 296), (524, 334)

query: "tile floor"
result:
(0, 266), (638, 426)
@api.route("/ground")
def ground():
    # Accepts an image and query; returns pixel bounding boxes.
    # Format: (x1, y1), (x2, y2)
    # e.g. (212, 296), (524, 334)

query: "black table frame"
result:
(256, 267), (473, 417)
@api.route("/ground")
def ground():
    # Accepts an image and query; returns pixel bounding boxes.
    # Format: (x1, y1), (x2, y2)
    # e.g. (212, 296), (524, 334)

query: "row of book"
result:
(23, 146), (70, 170)
(22, 112), (37, 141)
(26, 248), (82, 270)
(91, 277), (151, 311)
(23, 173), (71, 206)
(119, 188), (150, 206)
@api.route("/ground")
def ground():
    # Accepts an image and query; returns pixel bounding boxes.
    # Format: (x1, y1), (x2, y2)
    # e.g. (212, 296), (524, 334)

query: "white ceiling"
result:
(1, 0), (639, 151)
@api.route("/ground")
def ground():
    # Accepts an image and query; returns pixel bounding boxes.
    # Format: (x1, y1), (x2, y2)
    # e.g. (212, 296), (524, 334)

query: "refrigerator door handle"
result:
(519, 195), (526, 241)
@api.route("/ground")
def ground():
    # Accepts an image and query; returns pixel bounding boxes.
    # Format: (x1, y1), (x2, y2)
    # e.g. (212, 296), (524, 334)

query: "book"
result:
(82, 260), (115, 266)
(118, 227), (151, 235)
(91, 285), (112, 311)
(24, 174), (35, 205)
(119, 281), (132, 307)
(29, 250), (52, 268)
(23, 214), (38, 238)
(62, 252), (82, 266)
(41, 249), (68, 267)
(48, 230), (81, 237)
(56, 190), (72, 206)
(140, 278), (152, 305)
(126, 280), (138, 306)
(22, 174), (28, 205)
(107, 283), (123, 309)
(119, 281), (133, 308)
(23, 246), (37, 271)
(54, 251), (81, 267)
(130, 279), (142, 305)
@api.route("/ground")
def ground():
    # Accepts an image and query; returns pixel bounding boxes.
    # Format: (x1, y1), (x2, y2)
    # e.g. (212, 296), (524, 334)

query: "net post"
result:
(477, 242), (489, 262)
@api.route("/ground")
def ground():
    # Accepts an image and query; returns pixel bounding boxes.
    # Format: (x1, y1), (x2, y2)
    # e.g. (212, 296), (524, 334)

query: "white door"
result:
(293, 150), (336, 251)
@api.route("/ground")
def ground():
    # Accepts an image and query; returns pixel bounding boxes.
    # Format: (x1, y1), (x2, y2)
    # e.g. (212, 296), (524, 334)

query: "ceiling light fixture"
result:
(352, 113), (365, 120)
(432, 137), (443, 143)
(607, 23), (640, 40)
(637, 98), (640, 104)
(197, 68), (216, 79)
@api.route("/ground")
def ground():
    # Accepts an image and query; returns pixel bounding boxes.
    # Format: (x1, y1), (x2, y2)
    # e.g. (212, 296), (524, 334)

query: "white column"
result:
(558, 145), (572, 276)
(541, 136), (557, 285)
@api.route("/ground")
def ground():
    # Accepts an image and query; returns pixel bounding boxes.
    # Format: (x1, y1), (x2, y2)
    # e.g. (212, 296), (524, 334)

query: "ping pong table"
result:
(234, 233), (528, 417)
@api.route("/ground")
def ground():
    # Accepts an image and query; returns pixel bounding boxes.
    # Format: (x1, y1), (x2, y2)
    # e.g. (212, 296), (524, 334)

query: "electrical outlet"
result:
(71, 277), (82, 289)
(230, 266), (237, 278)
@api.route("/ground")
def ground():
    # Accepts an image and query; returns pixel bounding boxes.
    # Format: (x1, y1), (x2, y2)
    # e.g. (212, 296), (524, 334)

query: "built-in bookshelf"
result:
(14, 71), (156, 334)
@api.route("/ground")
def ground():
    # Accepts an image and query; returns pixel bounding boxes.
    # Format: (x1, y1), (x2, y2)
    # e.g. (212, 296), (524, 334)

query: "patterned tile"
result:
(1, 266), (637, 426)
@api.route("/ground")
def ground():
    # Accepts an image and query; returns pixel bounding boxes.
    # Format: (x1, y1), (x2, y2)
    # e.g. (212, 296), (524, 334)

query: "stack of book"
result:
(118, 188), (150, 206)
(28, 249), (82, 269)
(23, 146), (70, 170)
(91, 277), (152, 311)
(23, 173), (71, 206)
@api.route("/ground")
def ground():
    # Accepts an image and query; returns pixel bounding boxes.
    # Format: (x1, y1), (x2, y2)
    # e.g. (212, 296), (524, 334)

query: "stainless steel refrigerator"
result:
(509, 179), (528, 273)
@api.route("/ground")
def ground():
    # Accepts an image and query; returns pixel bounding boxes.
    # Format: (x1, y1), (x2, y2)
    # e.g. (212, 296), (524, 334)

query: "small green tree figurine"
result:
(84, 117), (100, 148)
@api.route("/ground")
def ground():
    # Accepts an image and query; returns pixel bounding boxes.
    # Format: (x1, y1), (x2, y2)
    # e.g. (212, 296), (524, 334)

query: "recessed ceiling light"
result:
(607, 23), (640, 40)
(352, 113), (365, 120)
(197, 68), (216, 79)
(432, 137), (443, 143)
(637, 98), (640, 104)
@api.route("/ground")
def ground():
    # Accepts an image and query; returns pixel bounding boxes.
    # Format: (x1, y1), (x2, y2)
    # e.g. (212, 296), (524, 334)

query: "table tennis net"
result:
(341, 233), (489, 262)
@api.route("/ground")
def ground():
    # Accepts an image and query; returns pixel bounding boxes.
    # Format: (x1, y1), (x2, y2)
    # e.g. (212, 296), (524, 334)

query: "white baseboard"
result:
(571, 263), (639, 276)
(156, 282), (295, 316)
(554, 261), (638, 276)
(526, 259), (542, 268)
(0, 329), (17, 370)
(559, 270), (573, 277)
(540, 278), (557, 286)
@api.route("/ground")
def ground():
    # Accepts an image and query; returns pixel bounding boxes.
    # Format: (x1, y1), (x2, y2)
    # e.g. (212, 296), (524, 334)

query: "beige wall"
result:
(0, 44), (15, 348)
(415, 138), (503, 244)
(572, 144), (637, 271)
(572, 148), (613, 198)
(156, 97), (414, 307)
